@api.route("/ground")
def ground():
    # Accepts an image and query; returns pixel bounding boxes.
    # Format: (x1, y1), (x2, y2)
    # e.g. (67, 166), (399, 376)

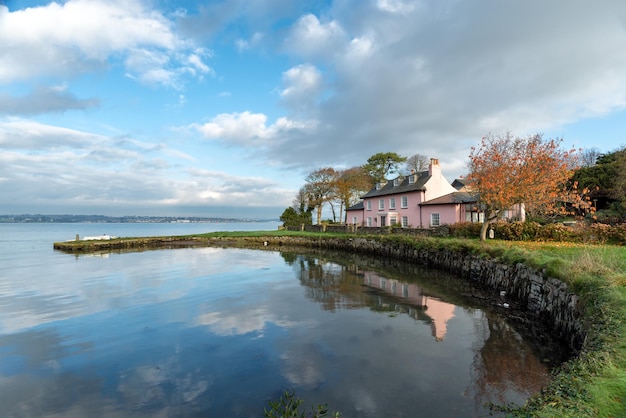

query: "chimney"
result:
(428, 158), (440, 176)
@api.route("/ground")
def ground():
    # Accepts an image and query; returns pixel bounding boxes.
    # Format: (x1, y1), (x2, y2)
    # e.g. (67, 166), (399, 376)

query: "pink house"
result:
(346, 158), (483, 228)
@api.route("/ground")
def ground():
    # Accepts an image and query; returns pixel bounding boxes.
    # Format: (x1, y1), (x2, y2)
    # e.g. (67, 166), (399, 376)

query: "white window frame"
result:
(430, 213), (440, 227)
(389, 197), (396, 210)
(401, 196), (408, 208)
(366, 217), (372, 227)
(401, 216), (409, 228)
(366, 200), (372, 211)
(352, 216), (357, 224)
(378, 199), (384, 210)
(408, 175), (415, 184)
(390, 215), (397, 225)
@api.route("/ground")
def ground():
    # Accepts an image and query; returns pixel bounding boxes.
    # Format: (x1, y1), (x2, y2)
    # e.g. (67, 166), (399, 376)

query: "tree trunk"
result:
(480, 212), (499, 241)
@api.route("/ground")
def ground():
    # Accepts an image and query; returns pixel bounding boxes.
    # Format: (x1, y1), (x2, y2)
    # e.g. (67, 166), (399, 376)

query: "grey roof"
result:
(420, 191), (478, 206)
(361, 171), (430, 198)
(451, 178), (469, 191)
(346, 201), (364, 211)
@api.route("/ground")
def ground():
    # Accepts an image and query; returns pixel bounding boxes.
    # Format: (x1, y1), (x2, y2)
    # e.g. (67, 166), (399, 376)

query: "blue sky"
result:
(1, 0), (625, 219)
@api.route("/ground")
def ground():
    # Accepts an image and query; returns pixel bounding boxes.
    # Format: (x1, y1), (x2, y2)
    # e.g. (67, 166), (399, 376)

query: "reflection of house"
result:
(363, 271), (456, 341)
(423, 297), (456, 341)
(346, 158), (525, 228)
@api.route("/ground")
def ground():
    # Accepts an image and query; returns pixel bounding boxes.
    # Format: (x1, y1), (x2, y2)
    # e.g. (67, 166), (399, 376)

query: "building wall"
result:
(419, 205), (462, 227)
(362, 190), (425, 227)
(359, 159), (461, 228)
(423, 159), (458, 201)
(347, 209), (364, 225)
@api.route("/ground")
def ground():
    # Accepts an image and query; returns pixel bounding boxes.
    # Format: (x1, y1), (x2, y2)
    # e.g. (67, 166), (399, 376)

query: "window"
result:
(366, 217), (372, 227)
(401, 196), (408, 208)
(401, 216), (409, 227)
(431, 213), (440, 227)
(378, 199), (384, 210)
(393, 178), (400, 186)
(366, 200), (372, 211)
(390, 215), (397, 225)
(408, 175), (415, 184)
(389, 197), (396, 209)
(352, 216), (357, 224)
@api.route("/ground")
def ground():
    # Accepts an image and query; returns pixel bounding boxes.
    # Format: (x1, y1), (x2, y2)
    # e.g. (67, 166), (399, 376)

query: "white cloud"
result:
(192, 111), (317, 148)
(0, 0), (203, 88)
(283, 14), (346, 59)
(279, 64), (323, 114)
(376, 0), (417, 14)
(236, 32), (265, 52)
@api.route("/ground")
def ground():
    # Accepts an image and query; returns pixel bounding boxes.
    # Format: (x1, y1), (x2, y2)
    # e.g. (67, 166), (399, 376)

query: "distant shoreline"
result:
(0, 214), (278, 224)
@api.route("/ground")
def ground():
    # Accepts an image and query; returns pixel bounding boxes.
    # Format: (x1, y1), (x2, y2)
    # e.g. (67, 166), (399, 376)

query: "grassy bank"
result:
(54, 231), (626, 417)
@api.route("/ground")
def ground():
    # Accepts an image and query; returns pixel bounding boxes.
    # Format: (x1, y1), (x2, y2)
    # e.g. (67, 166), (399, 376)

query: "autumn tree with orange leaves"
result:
(466, 133), (592, 241)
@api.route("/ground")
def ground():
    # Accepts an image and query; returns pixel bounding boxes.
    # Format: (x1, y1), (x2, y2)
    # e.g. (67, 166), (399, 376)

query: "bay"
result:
(0, 223), (561, 417)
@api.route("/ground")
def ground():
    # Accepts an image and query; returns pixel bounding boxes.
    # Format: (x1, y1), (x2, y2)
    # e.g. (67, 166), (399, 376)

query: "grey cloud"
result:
(0, 122), (292, 217)
(253, 0), (626, 178)
(0, 86), (99, 115)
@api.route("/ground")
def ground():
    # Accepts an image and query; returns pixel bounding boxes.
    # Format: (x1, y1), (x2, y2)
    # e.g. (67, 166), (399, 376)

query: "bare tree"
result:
(335, 166), (372, 223)
(304, 167), (338, 224)
(579, 147), (601, 167)
(405, 153), (429, 173)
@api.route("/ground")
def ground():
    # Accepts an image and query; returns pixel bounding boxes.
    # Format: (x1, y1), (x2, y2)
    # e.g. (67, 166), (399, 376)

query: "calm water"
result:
(0, 223), (562, 417)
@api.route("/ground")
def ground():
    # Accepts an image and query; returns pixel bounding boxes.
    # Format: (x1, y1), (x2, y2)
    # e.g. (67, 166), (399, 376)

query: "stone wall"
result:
(238, 235), (585, 351)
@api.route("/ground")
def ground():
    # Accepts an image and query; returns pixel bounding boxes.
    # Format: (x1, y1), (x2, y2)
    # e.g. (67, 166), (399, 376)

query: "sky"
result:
(1, 0), (626, 219)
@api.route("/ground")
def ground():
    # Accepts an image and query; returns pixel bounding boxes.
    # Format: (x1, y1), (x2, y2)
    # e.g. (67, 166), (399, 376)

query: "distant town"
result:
(0, 214), (276, 223)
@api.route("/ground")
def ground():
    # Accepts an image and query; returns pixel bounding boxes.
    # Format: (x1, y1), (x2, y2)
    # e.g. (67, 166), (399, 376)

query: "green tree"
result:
(363, 152), (407, 182)
(280, 186), (314, 227)
(279, 207), (312, 227)
(570, 146), (626, 211)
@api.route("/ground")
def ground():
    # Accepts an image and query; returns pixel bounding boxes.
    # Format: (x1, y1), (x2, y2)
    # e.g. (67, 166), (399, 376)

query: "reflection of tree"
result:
(288, 252), (458, 342)
(468, 310), (552, 409)
(281, 249), (563, 411)
(294, 255), (369, 312)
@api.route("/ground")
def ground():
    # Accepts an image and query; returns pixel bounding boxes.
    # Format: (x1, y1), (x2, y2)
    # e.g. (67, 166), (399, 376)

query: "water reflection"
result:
(0, 247), (564, 417)
(284, 251), (560, 413)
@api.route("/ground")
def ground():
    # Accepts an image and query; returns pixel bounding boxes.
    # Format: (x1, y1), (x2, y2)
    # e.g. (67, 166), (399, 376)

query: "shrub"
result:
(448, 222), (482, 238)
(539, 223), (573, 242)
(585, 223), (612, 244)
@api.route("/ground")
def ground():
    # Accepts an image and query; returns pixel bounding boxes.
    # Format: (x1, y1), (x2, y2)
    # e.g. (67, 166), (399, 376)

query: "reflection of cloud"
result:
(117, 360), (211, 410)
(195, 306), (302, 336)
(280, 343), (332, 390)
(0, 247), (283, 334)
